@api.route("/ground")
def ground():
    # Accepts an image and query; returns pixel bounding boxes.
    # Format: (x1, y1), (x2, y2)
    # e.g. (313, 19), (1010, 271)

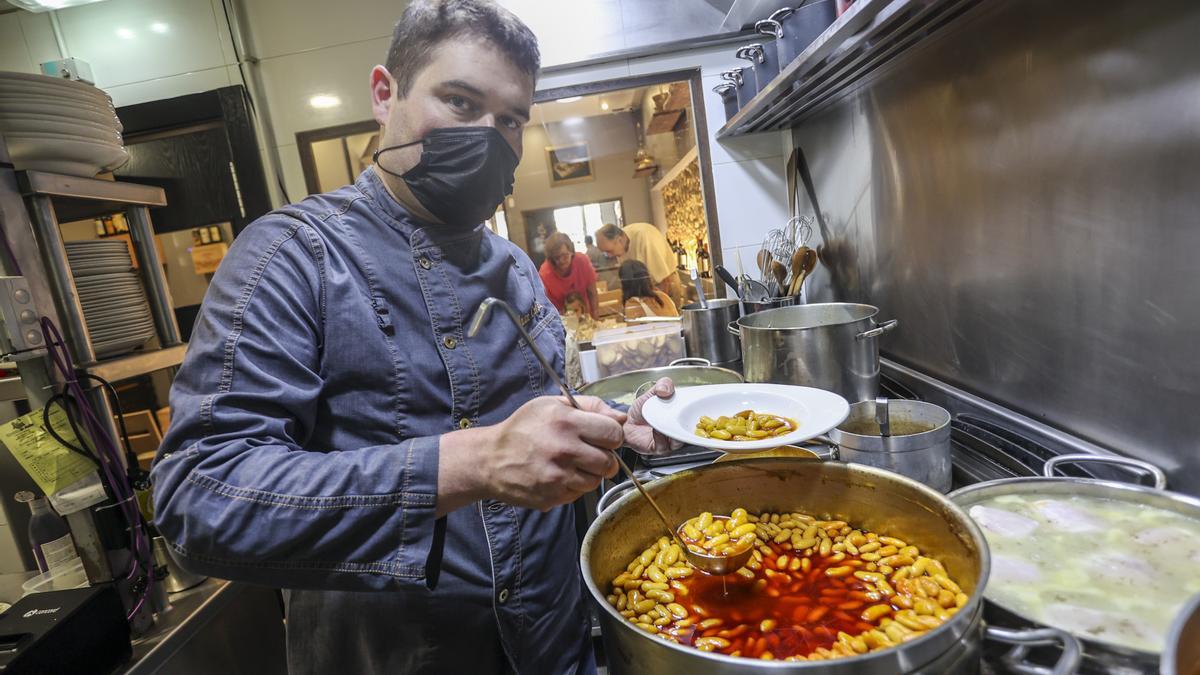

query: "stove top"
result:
(593, 360), (1157, 674)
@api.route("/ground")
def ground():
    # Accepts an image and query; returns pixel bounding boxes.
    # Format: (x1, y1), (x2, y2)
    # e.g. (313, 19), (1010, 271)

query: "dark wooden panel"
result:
(116, 127), (240, 233)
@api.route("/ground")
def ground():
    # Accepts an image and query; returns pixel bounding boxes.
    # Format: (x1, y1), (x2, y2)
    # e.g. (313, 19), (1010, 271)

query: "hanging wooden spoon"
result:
(788, 247), (819, 296)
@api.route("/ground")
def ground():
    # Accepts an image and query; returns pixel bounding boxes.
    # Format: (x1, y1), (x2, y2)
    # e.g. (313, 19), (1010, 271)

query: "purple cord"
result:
(40, 318), (154, 621)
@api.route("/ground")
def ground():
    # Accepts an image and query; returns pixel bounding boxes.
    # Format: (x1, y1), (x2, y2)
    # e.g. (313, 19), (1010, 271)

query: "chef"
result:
(151, 1), (674, 673)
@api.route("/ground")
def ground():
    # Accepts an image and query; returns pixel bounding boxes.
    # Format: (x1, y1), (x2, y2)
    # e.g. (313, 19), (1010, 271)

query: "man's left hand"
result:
(623, 377), (681, 455)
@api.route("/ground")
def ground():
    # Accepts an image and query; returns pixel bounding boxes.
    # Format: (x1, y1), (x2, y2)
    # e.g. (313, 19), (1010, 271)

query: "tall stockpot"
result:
(730, 303), (898, 403)
(681, 299), (741, 366)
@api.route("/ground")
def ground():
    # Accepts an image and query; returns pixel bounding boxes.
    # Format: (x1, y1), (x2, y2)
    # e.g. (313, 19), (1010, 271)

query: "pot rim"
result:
(682, 298), (741, 312)
(830, 400), (952, 450)
(578, 363), (744, 395)
(1163, 592), (1200, 674)
(582, 458), (992, 669)
(736, 302), (880, 332)
(950, 475), (1200, 659)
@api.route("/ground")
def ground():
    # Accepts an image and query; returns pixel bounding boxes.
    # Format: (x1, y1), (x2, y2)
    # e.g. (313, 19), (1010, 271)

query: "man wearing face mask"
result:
(150, 2), (675, 673)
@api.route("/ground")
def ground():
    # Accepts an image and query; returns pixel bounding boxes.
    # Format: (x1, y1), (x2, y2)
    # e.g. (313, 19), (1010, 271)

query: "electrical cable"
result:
(39, 318), (154, 621)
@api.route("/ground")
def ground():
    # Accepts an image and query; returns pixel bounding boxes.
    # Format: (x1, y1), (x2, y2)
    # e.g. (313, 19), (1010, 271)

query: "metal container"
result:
(828, 399), (952, 492)
(951, 455), (1200, 674)
(713, 83), (739, 122)
(730, 303), (898, 403)
(583, 458), (1079, 674)
(1163, 593), (1200, 675)
(740, 295), (795, 316)
(755, 0), (838, 70)
(152, 535), (207, 593)
(720, 67), (753, 109)
(735, 43), (779, 94)
(578, 357), (742, 406)
(681, 299), (741, 365)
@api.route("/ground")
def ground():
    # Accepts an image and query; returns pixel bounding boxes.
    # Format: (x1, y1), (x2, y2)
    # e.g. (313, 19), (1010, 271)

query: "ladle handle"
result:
(875, 397), (891, 437)
(610, 451), (690, 551)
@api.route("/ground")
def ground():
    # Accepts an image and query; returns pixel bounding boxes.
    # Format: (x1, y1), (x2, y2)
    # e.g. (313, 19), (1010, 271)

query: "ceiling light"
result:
(150, 22), (169, 34)
(557, 96), (582, 103)
(7, 0), (108, 11)
(115, 27), (135, 40)
(309, 95), (342, 109)
(600, 101), (610, 111)
(562, 116), (583, 125)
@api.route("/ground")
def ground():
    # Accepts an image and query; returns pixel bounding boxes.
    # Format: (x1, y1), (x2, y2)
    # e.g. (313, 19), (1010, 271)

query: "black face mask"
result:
(373, 126), (519, 229)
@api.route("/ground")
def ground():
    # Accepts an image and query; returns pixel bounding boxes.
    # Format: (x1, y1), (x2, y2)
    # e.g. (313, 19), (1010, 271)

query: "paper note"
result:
(0, 404), (98, 496)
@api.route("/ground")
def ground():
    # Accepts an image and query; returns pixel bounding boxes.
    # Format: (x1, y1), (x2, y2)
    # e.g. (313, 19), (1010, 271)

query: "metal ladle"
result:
(468, 297), (752, 575)
(876, 397), (891, 437)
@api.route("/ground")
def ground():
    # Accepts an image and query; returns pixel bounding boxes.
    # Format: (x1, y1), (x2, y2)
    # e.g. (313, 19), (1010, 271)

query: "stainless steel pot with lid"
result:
(584, 458), (1081, 673)
(951, 454), (1200, 673)
(731, 303), (898, 403)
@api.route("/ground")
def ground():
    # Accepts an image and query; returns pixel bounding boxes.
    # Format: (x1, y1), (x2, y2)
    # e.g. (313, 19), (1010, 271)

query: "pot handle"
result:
(1043, 453), (1167, 490)
(669, 357), (712, 367)
(727, 320), (741, 337)
(856, 319), (899, 340)
(983, 625), (1083, 675)
(754, 18), (784, 38)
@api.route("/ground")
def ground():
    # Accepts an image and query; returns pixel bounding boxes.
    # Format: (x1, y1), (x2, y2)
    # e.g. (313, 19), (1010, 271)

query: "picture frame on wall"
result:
(546, 142), (594, 186)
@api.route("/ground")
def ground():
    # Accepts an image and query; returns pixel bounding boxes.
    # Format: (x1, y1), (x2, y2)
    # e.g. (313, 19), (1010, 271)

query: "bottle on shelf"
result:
(15, 491), (79, 574)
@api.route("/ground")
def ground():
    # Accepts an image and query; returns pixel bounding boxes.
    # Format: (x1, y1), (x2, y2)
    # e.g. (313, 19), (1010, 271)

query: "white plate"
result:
(0, 99), (121, 132)
(3, 133), (128, 175)
(640, 383), (851, 452)
(0, 114), (121, 143)
(0, 72), (111, 100)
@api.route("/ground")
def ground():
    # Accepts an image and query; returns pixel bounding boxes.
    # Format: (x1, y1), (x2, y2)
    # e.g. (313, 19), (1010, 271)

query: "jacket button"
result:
(443, 336), (457, 349)
(458, 417), (472, 429)
(498, 588), (509, 604)
(418, 257), (432, 270)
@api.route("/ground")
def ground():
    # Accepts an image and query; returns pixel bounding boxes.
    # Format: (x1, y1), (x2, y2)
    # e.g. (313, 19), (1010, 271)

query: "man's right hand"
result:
(438, 396), (625, 514)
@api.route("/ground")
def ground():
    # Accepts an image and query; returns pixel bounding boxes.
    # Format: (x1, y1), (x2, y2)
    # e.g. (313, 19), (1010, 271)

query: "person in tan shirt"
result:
(596, 222), (682, 306)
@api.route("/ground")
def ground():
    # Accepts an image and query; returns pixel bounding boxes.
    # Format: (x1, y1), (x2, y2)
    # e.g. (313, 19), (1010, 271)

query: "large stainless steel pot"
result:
(578, 357), (742, 404)
(681, 299), (742, 366)
(828, 399), (952, 492)
(730, 303), (897, 404)
(952, 454), (1200, 674)
(583, 458), (1080, 673)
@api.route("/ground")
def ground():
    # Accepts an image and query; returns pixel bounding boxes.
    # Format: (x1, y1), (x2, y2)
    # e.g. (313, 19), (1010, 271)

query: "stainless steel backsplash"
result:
(790, 0), (1200, 493)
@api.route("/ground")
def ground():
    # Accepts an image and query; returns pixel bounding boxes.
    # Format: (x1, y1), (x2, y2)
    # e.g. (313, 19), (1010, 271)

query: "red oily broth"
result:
(670, 544), (876, 658)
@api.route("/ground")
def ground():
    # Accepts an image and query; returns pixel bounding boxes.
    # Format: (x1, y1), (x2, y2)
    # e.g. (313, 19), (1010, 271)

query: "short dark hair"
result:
(386, 0), (541, 97)
(584, 235), (594, 245)
(596, 223), (624, 242)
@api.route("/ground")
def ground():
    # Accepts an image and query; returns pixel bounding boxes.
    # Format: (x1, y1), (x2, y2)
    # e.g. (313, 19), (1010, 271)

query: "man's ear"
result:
(370, 65), (395, 126)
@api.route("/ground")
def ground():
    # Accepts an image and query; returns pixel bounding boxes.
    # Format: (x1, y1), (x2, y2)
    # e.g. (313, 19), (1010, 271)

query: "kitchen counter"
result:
(124, 579), (286, 675)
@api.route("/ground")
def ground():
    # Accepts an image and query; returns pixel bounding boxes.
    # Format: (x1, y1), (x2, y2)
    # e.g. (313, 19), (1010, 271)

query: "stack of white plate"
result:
(66, 241), (155, 358)
(0, 72), (128, 177)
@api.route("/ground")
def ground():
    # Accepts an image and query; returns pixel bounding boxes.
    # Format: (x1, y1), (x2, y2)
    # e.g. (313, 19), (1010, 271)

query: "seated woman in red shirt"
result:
(539, 232), (599, 319)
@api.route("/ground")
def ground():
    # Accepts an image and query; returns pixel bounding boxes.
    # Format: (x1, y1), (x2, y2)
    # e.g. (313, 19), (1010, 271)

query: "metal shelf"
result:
(17, 170), (166, 222)
(82, 343), (187, 383)
(717, 0), (987, 137)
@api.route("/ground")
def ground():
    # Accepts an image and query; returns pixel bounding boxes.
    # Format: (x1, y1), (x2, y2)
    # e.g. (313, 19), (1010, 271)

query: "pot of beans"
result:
(951, 454), (1200, 674)
(582, 458), (1082, 673)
